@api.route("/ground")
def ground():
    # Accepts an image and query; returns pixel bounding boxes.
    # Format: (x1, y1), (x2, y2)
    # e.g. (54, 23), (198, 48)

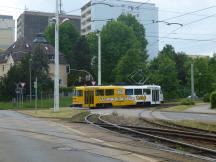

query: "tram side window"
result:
(134, 89), (142, 95)
(105, 89), (114, 96)
(125, 89), (133, 95)
(96, 90), (104, 96)
(143, 89), (151, 95)
(77, 90), (83, 96)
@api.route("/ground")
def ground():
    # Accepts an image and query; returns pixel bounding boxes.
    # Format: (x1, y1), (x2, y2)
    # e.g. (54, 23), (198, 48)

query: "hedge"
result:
(210, 91), (216, 109)
(203, 93), (210, 102)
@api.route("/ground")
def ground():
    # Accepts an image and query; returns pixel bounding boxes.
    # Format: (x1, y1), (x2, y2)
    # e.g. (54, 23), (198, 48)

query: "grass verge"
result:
(159, 105), (194, 112)
(174, 120), (216, 132)
(0, 97), (72, 110)
(18, 107), (90, 122)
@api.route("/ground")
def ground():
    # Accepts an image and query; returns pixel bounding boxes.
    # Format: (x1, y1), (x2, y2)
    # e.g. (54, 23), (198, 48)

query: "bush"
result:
(203, 93), (210, 102)
(210, 91), (216, 109)
(181, 99), (195, 105)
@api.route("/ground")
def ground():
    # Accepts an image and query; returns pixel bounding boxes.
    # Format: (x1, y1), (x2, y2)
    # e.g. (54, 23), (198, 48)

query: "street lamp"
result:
(29, 58), (32, 103)
(96, 31), (101, 86)
(54, 0), (60, 112)
(191, 63), (195, 100)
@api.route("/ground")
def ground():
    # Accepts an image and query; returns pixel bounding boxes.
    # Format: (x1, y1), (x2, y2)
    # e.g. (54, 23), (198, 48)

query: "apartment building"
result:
(0, 15), (15, 49)
(81, 0), (159, 59)
(17, 11), (81, 41)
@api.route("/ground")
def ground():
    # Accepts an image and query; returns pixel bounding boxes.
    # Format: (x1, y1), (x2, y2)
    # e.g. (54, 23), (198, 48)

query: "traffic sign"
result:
(92, 81), (96, 86)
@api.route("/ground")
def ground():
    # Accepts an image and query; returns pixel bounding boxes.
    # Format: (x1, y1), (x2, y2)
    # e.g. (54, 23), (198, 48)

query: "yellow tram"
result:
(72, 85), (163, 108)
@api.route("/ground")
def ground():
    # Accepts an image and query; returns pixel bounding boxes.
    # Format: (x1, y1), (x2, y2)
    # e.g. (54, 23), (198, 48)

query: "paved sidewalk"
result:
(184, 103), (216, 114)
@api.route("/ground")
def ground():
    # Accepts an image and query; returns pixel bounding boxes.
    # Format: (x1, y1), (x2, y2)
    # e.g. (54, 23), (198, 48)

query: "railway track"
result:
(139, 109), (216, 135)
(85, 114), (216, 161)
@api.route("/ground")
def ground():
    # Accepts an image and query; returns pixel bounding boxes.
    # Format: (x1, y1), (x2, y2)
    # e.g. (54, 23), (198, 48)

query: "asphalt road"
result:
(0, 111), (124, 162)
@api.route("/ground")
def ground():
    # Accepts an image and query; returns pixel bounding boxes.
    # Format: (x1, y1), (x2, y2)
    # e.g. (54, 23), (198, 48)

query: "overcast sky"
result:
(1, 0), (216, 56)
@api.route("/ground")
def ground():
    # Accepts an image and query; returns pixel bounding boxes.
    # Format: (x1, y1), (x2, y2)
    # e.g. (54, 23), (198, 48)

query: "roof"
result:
(4, 36), (66, 64)
(0, 54), (7, 64)
(0, 15), (13, 20)
(75, 85), (161, 89)
(18, 11), (80, 20)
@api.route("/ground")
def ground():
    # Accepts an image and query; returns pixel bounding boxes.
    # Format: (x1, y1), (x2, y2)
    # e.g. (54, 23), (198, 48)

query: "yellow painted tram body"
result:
(72, 85), (163, 108)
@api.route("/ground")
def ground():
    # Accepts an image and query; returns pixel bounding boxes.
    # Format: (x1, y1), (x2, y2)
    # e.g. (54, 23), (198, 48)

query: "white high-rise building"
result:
(0, 15), (15, 49)
(81, 0), (159, 59)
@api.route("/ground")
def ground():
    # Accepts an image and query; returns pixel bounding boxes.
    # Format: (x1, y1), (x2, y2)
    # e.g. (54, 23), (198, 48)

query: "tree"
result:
(160, 44), (176, 60)
(31, 44), (53, 93)
(44, 21), (80, 65)
(68, 36), (92, 86)
(115, 49), (147, 83)
(174, 52), (191, 97)
(86, 32), (98, 79)
(193, 57), (214, 97)
(72, 36), (91, 71)
(209, 54), (216, 91)
(118, 14), (148, 60)
(150, 54), (179, 99)
(100, 20), (141, 83)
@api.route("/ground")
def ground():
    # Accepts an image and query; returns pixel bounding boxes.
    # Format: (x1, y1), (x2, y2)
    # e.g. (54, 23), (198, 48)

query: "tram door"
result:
(152, 89), (160, 104)
(84, 90), (94, 107)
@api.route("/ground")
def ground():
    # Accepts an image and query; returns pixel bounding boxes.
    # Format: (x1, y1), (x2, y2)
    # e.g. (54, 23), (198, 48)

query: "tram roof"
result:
(74, 85), (161, 89)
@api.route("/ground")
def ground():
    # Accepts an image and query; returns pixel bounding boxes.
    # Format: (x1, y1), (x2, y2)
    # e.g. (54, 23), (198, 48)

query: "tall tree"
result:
(174, 52), (191, 97)
(193, 57), (214, 97)
(160, 44), (176, 60)
(115, 48), (147, 83)
(100, 20), (141, 83)
(150, 54), (179, 99)
(86, 32), (98, 78)
(72, 36), (91, 71)
(44, 21), (80, 65)
(31, 44), (53, 93)
(118, 14), (148, 60)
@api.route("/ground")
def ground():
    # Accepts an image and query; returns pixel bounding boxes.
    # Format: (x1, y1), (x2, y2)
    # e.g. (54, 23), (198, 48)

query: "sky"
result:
(1, 0), (216, 56)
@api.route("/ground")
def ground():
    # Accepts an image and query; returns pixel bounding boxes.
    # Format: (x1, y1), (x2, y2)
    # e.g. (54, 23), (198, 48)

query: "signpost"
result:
(20, 82), (26, 108)
(34, 78), (38, 114)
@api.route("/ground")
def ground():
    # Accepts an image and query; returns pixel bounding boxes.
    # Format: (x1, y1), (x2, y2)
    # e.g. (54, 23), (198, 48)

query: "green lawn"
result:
(0, 97), (72, 110)
(160, 105), (195, 112)
(174, 120), (216, 132)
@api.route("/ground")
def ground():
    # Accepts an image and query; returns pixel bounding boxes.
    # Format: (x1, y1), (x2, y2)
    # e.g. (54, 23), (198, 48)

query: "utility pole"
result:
(34, 77), (38, 114)
(29, 58), (32, 103)
(98, 32), (101, 85)
(191, 63), (195, 100)
(60, 0), (62, 14)
(54, 0), (60, 112)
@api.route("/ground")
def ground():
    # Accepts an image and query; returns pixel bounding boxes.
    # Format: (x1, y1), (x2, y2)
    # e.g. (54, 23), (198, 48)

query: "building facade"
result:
(0, 15), (15, 49)
(17, 11), (81, 41)
(81, 0), (159, 59)
(0, 35), (68, 87)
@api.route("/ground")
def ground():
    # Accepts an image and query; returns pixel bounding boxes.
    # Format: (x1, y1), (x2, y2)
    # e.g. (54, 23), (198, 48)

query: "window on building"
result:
(2, 65), (5, 72)
(96, 90), (104, 96)
(143, 89), (151, 95)
(134, 89), (142, 95)
(125, 89), (133, 95)
(105, 89), (114, 96)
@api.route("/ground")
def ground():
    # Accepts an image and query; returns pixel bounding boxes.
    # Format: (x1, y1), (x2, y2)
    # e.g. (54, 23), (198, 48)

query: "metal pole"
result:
(21, 88), (23, 108)
(191, 63), (195, 100)
(54, 0), (60, 112)
(35, 77), (38, 114)
(98, 32), (101, 85)
(29, 59), (32, 103)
